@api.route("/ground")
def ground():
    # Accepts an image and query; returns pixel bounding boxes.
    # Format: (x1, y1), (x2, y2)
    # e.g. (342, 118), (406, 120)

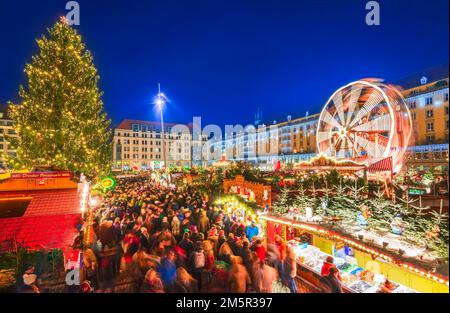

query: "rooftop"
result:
(115, 119), (194, 130)
(396, 64), (449, 90)
(0, 189), (81, 252)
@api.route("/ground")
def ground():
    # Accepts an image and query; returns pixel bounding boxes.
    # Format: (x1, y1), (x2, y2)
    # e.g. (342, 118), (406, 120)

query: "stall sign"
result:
(408, 188), (426, 195)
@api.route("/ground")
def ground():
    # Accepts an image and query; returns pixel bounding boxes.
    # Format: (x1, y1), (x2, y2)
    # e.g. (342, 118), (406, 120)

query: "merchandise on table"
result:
(287, 238), (419, 293)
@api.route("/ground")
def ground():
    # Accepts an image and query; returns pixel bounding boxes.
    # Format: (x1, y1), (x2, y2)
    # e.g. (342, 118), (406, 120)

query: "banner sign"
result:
(10, 172), (72, 179)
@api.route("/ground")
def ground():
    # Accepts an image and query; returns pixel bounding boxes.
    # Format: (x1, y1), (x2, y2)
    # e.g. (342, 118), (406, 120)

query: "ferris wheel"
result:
(316, 80), (412, 173)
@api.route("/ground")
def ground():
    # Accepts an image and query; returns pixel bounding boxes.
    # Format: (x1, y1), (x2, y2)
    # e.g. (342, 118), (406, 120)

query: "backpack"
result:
(192, 251), (205, 269)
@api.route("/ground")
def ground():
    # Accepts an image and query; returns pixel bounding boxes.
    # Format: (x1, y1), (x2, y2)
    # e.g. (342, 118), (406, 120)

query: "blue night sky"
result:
(0, 0), (448, 128)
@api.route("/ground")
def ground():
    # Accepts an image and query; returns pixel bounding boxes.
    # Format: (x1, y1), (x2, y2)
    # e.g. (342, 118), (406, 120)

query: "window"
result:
(447, 120), (449, 130)
(426, 110), (433, 118)
(411, 112), (416, 120)
(425, 97), (433, 105)
(446, 107), (449, 115)
(409, 101), (416, 109)
(427, 122), (434, 132)
(426, 135), (434, 144)
(445, 93), (449, 102)
(132, 124), (139, 132)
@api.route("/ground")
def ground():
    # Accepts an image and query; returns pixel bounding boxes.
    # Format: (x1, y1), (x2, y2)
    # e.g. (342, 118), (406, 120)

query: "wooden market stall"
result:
(223, 175), (271, 209)
(262, 215), (449, 293)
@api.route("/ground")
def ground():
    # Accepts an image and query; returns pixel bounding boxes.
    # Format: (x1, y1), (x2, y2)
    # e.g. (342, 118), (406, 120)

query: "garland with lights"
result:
(5, 17), (112, 180)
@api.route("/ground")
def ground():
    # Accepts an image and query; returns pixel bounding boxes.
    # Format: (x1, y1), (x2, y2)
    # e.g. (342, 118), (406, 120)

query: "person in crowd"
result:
(281, 248), (298, 293)
(83, 248), (99, 289)
(228, 256), (251, 293)
(198, 210), (210, 236)
(252, 239), (266, 262)
(139, 227), (151, 252)
(173, 267), (199, 293)
(140, 268), (165, 293)
(189, 241), (206, 291)
(203, 240), (215, 292)
(252, 260), (278, 293)
(157, 250), (177, 292)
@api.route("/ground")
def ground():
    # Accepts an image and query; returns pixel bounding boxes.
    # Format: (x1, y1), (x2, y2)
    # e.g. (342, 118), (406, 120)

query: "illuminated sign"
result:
(10, 172), (72, 179)
(408, 188), (426, 195)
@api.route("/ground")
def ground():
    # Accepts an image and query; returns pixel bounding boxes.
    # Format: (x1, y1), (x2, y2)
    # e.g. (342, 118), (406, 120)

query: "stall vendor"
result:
(320, 256), (342, 281)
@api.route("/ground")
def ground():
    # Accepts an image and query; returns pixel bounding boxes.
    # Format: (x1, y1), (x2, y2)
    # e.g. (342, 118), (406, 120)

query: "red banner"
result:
(10, 172), (72, 179)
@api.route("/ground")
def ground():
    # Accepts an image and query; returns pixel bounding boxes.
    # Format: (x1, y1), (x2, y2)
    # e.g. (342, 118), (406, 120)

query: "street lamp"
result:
(155, 84), (167, 170)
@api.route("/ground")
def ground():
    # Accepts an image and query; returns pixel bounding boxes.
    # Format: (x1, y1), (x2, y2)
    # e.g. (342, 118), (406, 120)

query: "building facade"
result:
(0, 106), (17, 169)
(112, 119), (195, 171)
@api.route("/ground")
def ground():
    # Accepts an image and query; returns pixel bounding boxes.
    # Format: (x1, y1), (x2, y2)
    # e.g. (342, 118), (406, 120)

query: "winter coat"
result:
(198, 215), (210, 234)
(254, 245), (266, 262)
(190, 250), (206, 269)
(245, 225), (259, 242)
(321, 262), (342, 281)
(252, 264), (277, 293)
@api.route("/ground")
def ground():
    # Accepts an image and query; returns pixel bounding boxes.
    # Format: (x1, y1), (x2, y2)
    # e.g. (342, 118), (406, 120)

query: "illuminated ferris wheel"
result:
(316, 80), (412, 173)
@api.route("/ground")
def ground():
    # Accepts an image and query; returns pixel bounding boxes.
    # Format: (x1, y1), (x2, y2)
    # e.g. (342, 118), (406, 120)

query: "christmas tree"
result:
(328, 184), (358, 222)
(294, 183), (317, 215)
(273, 187), (293, 215)
(6, 17), (112, 179)
(365, 186), (392, 232)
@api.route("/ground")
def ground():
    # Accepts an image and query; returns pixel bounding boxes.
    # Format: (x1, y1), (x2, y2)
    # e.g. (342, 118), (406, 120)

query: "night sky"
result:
(0, 0), (448, 128)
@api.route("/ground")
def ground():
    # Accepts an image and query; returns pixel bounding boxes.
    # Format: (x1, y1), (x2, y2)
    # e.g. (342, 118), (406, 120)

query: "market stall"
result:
(261, 215), (449, 293)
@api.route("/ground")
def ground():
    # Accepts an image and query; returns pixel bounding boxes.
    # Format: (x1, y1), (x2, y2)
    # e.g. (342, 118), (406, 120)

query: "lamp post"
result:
(155, 84), (167, 170)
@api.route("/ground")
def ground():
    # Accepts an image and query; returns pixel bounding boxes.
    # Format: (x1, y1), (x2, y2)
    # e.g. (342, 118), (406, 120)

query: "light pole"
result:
(155, 84), (167, 170)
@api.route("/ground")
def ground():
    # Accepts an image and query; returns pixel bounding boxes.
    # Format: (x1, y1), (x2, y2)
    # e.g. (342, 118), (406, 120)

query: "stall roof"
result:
(0, 189), (81, 252)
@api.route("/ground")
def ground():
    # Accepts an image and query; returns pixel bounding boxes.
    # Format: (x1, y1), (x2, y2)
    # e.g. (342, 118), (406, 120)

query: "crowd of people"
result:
(78, 174), (303, 293)
(14, 173), (346, 293)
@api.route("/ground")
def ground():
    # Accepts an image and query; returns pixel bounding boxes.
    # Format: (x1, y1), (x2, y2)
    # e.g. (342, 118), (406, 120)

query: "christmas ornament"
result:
(390, 214), (405, 235)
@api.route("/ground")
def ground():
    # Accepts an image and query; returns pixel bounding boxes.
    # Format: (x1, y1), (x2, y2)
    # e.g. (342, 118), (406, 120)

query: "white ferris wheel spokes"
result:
(316, 80), (395, 162)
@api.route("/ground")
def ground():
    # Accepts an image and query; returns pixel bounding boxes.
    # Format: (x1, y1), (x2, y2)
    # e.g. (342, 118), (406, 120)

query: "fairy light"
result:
(260, 215), (449, 287)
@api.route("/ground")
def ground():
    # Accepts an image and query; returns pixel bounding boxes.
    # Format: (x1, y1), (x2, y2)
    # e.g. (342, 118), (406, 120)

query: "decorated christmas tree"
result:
(328, 184), (359, 222)
(293, 183), (316, 215)
(423, 209), (449, 259)
(365, 186), (392, 232)
(273, 187), (293, 215)
(6, 17), (112, 179)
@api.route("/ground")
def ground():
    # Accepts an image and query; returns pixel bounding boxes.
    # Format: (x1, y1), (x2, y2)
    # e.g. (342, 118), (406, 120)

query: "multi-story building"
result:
(112, 119), (195, 171)
(0, 105), (17, 169)
(399, 66), (449, 172)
